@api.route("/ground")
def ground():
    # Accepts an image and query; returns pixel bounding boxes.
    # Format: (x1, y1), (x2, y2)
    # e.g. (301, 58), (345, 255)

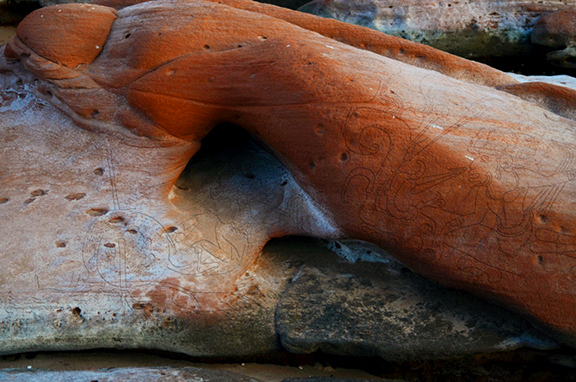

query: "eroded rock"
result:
(2, 0), (576, 357)
(532, 10), (576, 68)
(300, 0), (575, 58)
(276, 240), (558, 362)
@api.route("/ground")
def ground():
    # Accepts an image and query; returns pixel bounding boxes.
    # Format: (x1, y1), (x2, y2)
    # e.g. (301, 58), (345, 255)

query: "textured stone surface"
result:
(299, 0), (575, 58)
(2, 0), (576, 357)
(0, 83), (310, 356)
(276, 240), (558, 362)
(0, 367), (263, 381)
(532, 11), (576, 68)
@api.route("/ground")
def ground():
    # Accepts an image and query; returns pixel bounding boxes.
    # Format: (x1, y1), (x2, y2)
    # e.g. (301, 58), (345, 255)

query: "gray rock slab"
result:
(275, 240), (559, 362)
(0, 367), (263, 381)
(299, 0), (572, 58)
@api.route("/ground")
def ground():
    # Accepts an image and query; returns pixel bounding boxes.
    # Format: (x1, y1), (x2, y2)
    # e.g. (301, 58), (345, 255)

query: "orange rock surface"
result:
(4, 0), (576, 347)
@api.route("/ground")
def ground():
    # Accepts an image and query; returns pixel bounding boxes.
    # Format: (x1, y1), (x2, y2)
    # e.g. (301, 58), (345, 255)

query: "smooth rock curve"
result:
(2, 0), (576, 351)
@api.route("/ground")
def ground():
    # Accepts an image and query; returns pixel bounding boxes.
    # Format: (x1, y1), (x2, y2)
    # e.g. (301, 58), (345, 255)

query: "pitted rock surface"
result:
(2, 0), (576, 356)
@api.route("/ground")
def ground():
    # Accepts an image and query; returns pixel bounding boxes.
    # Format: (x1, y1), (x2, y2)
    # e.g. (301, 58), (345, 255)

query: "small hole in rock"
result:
(65, 193), (86, 201)
(339, 152), (349, 162)
(0, 198), (8, 204)
(24, 198), (35, 204)
(94, 168), (104, 176)
(55, 241), (66, 248)
(125, 33), (131, 39)
(164, 226), (178, 233)
(538, 255), (544, 264)
(309, 162), (316, 169)
(109, 216), (125, 224)
(126, 229), (138, 234)
(204, 44), (210, 50)
(72, 307), (81, 316)
(280, 181), (288, 186)
(86, 208), (109, 216)
(91, 110), (100, 118)
(104, 243), (116, 248)
(30, 189), (46, 197)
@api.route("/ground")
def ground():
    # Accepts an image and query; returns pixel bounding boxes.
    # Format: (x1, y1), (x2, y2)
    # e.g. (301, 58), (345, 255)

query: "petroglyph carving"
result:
(1, 0), (576, 355)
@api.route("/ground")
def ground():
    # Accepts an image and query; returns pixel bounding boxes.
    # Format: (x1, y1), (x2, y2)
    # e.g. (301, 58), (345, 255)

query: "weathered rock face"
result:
(0, 90), (556, 359)
(0, 88), (555, 360)
(2, 0), (576, 357)
(0, 367), (263, 381)
(275, 240), (558, 362)
(532, 10), (576, 68)
(299, 0), (575, 58)
(0, 77), (286, 356)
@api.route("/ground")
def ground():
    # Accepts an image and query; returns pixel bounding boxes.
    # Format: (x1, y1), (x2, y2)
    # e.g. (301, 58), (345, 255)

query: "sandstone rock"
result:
(0, 81), (559, 361)
(532, 10), (576, 68)
(2, 0), (576, 356)
(0, 78), (310, 356)
(0, 367), (263, 381)
(299, 0), (575, 58)
(276, 240), (558, 362)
